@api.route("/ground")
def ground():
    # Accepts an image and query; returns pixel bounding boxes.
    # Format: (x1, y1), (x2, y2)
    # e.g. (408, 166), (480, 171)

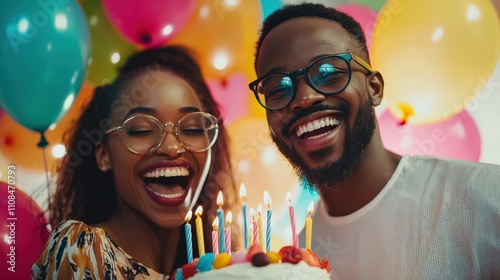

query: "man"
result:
(249, 3), (500, 279)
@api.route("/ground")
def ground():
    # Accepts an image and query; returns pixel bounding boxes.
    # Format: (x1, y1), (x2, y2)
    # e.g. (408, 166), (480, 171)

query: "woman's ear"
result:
(95, 142), (111, 172)
(366, 71), (384, 106)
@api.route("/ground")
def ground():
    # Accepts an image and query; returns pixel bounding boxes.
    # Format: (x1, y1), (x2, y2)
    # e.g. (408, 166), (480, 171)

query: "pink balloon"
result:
(0, 181), (50, 279)
(335, 3), (378, 54)
(378, 109), (481, 161)
(206, 72), (250, 124)
(102, 0), (196, 48)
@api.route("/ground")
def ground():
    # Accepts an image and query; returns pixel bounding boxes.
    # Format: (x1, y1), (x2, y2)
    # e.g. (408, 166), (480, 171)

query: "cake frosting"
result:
(189, 261), (329, 280)
(172, 244), (331, 280)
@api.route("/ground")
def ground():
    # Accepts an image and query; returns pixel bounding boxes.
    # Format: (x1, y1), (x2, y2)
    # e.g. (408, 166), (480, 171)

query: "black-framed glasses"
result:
(105, 112), (219, 154)
(249, 52), (373, 111)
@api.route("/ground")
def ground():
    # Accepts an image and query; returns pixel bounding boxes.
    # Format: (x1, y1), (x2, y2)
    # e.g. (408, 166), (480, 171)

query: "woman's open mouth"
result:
(141, 166), (193, 206)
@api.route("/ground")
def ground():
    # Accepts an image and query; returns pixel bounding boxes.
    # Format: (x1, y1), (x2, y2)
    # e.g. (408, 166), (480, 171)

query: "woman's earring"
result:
(101, 165), (108, 172)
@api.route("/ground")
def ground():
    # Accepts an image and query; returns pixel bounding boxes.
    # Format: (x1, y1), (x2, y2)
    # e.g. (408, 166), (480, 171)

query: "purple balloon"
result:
(378, 109), (481, 161)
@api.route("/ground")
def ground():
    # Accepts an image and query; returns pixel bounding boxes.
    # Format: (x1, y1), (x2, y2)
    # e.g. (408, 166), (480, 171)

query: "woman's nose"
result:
(156, 130), (185, 157)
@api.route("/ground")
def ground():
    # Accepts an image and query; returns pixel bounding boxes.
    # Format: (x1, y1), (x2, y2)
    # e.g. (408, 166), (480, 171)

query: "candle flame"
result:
(257, 204), (263, 216)
(185, 211), (193, 222)
(217, 191), (224, 206)
(212, 217), (219, 230)
(249, 208), (256, 220)
(239, 183), (247, 200)
(286, 191), (292, 203)
(308, 201), (314, 215)
(225, 211), (233, 224)
(195, 205), (203, 216)
(263, 190), (272, 208)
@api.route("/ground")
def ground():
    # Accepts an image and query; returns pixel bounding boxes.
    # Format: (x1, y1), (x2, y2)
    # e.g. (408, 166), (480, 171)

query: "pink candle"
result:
(286, 192), (299, 248)
(212, 217), (219, 256)
(250, 208), (259, 244)
(225, 211), (232, 255)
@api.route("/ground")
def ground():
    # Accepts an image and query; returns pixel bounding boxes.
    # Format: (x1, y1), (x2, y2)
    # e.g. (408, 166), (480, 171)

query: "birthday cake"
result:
(172, 244), (331, 280)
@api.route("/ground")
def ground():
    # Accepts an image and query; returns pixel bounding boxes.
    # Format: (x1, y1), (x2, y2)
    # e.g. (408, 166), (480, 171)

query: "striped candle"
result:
(240, 184), (249, 249)
(250, 208), (258, 244)
(263, 191), (272, 252)
(257, 204), (264, 248)
(225, 211), (232, 255)
(212, 217), (219, 256)
(217, 191), (226, 253)
(286, 192), (299, 248)
(184, 211), (193, 263)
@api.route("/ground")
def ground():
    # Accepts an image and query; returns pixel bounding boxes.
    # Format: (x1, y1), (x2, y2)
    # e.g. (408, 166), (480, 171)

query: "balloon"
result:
(81, 0), (137, 85)
(335, 3), (378, 55)
(168, 0), (261, 80)
(102, 0), (196, 48)
(0, 0), (90, 133)
(347, 0), (386, 12)
(378, 109), (481, 161)
(206, 73), (250, 124)
(0, 83), (94, 172)
(227, 116), (299, 221)
(371, 0), (500, 124)
(282, 0), (345, 6)
(0, 181), (50, 279)
(260, 0), (282, 21)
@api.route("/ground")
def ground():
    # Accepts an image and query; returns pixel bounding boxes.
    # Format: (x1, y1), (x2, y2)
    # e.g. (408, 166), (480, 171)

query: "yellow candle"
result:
(195, 205), (205, 256)
(305, 201), (314, 250)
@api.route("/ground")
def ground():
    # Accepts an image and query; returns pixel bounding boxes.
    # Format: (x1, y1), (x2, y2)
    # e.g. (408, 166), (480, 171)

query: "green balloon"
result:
(82, 0), (137, 85)
(349, 0), (387, 11)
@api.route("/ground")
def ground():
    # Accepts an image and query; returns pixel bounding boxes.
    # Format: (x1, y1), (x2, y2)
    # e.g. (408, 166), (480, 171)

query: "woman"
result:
(32, 46), (239, 279)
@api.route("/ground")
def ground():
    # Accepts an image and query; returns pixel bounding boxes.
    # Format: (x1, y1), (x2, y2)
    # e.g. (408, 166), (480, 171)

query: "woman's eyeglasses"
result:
(105, 112), (219, 154)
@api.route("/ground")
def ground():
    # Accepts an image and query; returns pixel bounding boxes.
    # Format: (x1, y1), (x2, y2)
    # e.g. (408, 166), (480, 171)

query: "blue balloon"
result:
(260, 0), (282, 21)
(0, 0), (90, 133)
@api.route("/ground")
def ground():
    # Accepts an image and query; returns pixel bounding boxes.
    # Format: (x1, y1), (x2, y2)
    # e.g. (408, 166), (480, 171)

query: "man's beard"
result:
(271, 99), (376, 194)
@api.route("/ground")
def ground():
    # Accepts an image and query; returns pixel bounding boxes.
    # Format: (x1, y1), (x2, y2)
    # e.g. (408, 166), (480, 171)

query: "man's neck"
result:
(320, 133), (402, 216)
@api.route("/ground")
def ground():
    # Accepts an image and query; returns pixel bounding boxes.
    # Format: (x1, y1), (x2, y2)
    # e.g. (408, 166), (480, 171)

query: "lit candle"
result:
(257, 204), (264, 248)
(195, 206), (205, 257)
(240, 183), (249, 249)
(263, 190), (272, 253)
(217, 191), (226, 253)
(250, 207), (258, 244)
(212, 217), (219, 256)
(225, 211), (232, 255)
(184, 211), (194, 263)
(306, 201), (314, 250)
(286, 192), (299, 248)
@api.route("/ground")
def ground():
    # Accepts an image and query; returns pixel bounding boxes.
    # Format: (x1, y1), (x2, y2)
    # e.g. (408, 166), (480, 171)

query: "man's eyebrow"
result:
(262, 54), (332, 75)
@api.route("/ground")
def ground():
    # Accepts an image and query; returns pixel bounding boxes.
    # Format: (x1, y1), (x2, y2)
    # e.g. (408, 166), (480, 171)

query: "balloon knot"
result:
(37, 132), (49, 148)
(139, 33), (152, 45)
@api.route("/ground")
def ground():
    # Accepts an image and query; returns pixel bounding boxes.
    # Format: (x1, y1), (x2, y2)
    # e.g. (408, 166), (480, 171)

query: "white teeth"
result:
(295, 116), (340, 138)
(143, 167), (189, 178)
(149, 188), (185, 198)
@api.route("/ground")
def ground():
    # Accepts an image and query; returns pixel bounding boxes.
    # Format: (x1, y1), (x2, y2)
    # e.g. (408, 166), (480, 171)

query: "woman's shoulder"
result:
(31, 220), (118, 279)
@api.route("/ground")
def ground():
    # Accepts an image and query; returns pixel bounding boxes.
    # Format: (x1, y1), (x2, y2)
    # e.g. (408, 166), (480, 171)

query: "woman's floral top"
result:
(31, 220), (168, 280)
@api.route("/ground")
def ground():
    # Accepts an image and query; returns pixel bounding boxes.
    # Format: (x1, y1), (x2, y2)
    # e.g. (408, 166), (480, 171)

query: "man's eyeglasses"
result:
(105, 112), (219, 154)
(249, 53), (373, 111)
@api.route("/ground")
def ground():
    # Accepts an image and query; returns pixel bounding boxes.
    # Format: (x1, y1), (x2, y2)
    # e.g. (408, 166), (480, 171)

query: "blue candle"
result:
(263, 190), (272, 252)
(217, 191), (226, 253)
(184, 211), (193, 263)
(240, 183), (249, 249)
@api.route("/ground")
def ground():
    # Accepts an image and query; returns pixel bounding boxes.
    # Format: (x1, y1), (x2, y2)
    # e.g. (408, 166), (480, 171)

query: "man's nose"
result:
(288, 77), (325, 110)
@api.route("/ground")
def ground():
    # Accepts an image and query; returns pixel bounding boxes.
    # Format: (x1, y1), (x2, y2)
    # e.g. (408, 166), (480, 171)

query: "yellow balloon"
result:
(371, 0), (500, 124)
(168, 0), (261, 80)
(227, 116), (298, 214)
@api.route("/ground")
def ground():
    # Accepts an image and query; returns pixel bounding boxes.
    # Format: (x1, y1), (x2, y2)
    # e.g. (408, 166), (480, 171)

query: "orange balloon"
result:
(371, 0), (500, 124)
(0, 82), (94, 172)
(168, 0), (261, 80)
(227, 116), (299, 214)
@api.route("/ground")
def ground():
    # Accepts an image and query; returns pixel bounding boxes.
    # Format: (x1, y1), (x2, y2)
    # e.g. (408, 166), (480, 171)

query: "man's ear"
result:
(366, 71), (384, 106)
(95, 142), (111, 172)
